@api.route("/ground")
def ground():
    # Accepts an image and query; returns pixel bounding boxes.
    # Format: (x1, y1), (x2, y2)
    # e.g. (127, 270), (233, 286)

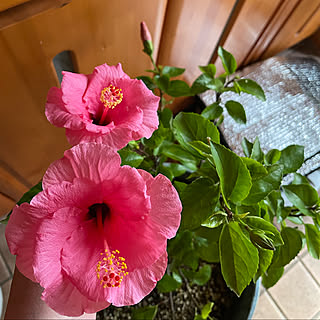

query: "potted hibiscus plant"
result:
(3, 22), (320, 320)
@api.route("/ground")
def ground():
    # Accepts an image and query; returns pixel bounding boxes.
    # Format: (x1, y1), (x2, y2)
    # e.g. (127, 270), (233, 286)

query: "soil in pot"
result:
(97, 264), (241, 320)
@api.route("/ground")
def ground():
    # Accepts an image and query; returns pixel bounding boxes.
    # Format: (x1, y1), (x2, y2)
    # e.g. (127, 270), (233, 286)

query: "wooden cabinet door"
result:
(0, 0), (167, 216)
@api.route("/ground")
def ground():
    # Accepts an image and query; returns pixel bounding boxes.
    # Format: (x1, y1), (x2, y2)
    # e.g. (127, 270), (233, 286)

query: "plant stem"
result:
(219, 197), (233, 220)
(178, 269), (202, 311)
(166, 269), (176, 320)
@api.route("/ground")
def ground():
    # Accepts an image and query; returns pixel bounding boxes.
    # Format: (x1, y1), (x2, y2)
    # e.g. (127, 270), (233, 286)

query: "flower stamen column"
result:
(95, 205), (128, 289)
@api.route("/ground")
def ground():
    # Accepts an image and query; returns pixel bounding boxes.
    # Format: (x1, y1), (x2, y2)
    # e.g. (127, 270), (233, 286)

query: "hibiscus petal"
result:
(61, 71), (89, 115)
(42, 143), (121, 189)
(138, 171), (182, 239)
(32, 179), (102, 214)
(5, 203), (50, 281)
(114, 78), (159, 139)
(105, 213), (167, 271)
(33, 207), (85, 289)
(61, 218), (167, 305)
(84, 63), (130, 113)
(42, 271), (110, 317)
(107, 252), (167, 306)
(61, 219), (107, 302)
(45, 87), (86, 129)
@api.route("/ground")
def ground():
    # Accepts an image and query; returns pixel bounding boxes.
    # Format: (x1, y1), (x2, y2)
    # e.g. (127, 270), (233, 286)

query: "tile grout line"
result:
(298, 255), (320, 287)
(263, 289), (287, 319)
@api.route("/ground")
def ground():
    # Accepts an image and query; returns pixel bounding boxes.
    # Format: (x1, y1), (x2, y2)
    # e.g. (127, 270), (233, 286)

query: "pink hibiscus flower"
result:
(5, 143), (181, 316)
(45, 63), (160, 149)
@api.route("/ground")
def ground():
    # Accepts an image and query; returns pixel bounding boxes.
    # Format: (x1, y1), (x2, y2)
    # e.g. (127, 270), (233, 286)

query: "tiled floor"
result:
(252, 249), (320, 319)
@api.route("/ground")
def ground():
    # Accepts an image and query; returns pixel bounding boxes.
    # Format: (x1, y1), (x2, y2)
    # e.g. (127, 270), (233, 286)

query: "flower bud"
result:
(249, 229), (275, 250)
(140, 21), (153, 56)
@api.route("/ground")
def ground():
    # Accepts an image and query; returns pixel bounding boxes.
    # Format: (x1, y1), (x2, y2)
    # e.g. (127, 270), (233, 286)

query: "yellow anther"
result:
(100, 85), (123, 109)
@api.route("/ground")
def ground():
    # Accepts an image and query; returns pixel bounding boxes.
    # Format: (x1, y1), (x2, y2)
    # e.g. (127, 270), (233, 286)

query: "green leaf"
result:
(160, 142), (198, 171)
(201, 302), (214, 319)
(265, 149), (281, 165)
(241, 137), (253, 158)
(162, 66), (185, 77)
(283, 184), (318, 215)
(174, 181), (187, 195)
(236, 79), (266, 101)
(216, 114), (224, 126)
(194, 315), (204, 320)
(186, 264), (212, 286)
(262, 266), (284, 289)
(292, 173), (309, 185)
(199, 64), (216, 78)
(210, 142), (252, 204)
(201, 103), (223, 120)
(191, 74), (223, 94)
(132, 306), (158, 320)
(255, 248), (274, 281)
(242, 164), (283, 205)
(201, 211), (227, 228)
(157, 274), (182, 293)
(266, 190), (285, 222)
(225, 100), (246, 124)
(244, 216), (283, 246)
(159, 162), (187, 180)
(272, 227), (303, 267)
(219, 221), (259, 296)
(195, 226), (222, 263)
(217, 46), (237, 75)
(173, 112), (220, 154)
(278, 145), (304, 174)
(305, 224), (320, 259)
(159, 108), (173, 128)
(136, 76), (156, 91)
(142, 123), (172, 153)
(188, 141), (212, 159)
(251, 137), (264, 163)
(168, 231), (199, 269)
(242, 158), (268, 180)
(180, 178), (220, 230)
(118, 149), (144, 167)
(167, 80), (191, 97)
(154, 74), (170, 91)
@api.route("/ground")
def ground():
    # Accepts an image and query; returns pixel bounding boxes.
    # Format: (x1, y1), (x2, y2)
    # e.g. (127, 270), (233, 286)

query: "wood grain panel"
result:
(261, 0), (320, 60)
(0, 0), (167, 188)
(0, 0), (71, 30)
(211, 0), (282, 74)
(245, 0), (301, 63)
(0, 165), (29, 201)
(0, 193), (15, 219)
(157, 0), (236, 83)
(0, 0), (29, 12)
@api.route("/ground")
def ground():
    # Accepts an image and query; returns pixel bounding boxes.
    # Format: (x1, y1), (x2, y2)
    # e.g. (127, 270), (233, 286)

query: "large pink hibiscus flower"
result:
(5, 143), (181, 316)
(45, 63), (160, 149)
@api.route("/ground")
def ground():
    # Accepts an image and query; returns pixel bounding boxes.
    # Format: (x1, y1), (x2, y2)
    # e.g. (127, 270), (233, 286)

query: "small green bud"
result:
(249, 229), (275, 250)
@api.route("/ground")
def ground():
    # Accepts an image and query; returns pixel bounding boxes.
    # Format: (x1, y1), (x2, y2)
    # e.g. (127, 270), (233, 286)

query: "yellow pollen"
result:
(95, 248), (128, 289)
(100, 85), (123, 109)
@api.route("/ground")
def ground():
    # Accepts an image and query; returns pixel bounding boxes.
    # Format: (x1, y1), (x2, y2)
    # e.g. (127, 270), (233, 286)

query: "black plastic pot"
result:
(226, 279), (261, 320)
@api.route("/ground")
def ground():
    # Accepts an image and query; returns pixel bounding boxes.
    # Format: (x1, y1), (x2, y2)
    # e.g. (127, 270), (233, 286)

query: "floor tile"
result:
(251, 291), (285, 319)
(1, 278), (12, 320)
(302, 253), (320, 286)
(268, 261), (320, 319)
(0, 224), (15, 276)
